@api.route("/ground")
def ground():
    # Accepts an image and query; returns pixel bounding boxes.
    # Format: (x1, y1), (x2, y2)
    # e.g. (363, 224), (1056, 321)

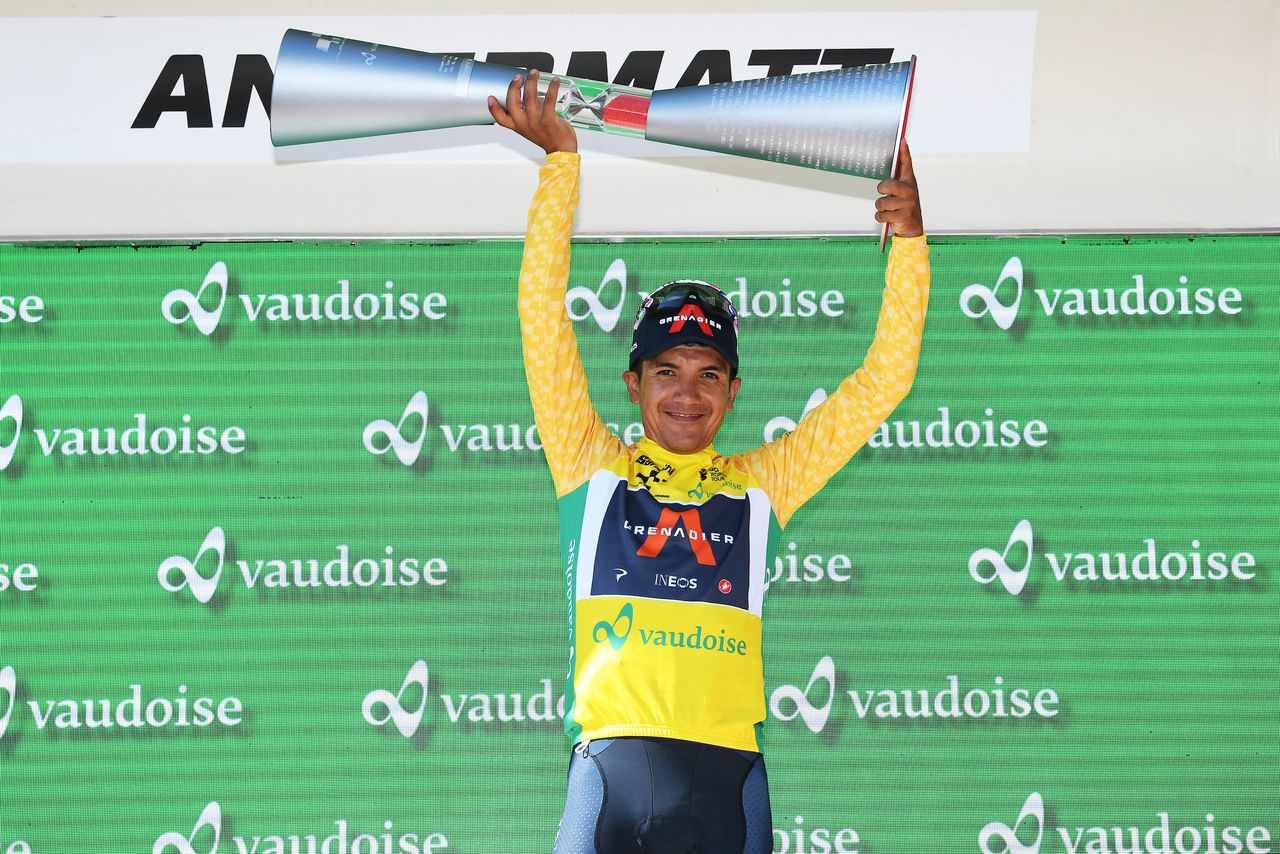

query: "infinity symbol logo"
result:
(566, 258), (627, 333)
(0, 666), (16, 742)
(592, 602), (634, 650)
(163, 262), (229, 336)
(960, 256), (1023, 331)
(0, 394), (22, 472)
(770, 655), (836, 734)
(979, 792), (1044, 854)
(152, 800), (222, 854)
(969, 519), (1034, 596)
(363, 391), (429, 467)
(363, 660), (429, 738)
(762, 388), (828, 443)
(158, 527), (227, 604)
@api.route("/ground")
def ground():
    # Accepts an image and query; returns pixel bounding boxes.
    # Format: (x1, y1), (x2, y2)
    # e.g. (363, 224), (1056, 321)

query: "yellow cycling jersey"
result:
(519, 151), (929, 752)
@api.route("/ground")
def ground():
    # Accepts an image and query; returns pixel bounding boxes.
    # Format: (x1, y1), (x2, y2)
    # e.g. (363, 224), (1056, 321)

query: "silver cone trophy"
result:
(272, 30), (916, 244)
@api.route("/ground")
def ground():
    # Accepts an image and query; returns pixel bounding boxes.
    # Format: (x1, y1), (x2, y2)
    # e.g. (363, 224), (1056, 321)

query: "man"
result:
(490, 71), (929, 854)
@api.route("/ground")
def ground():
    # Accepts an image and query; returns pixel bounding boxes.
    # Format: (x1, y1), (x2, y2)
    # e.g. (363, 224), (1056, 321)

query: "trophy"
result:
(271, 29), (916, 248)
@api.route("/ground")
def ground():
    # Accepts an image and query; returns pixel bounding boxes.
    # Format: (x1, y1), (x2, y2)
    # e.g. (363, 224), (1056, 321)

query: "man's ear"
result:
(623, 369), (641, 404)
(726, 376), (742, 411)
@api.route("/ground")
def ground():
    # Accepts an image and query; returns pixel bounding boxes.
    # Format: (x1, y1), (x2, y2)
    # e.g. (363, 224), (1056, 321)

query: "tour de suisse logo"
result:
(961, 256), (1245, 330)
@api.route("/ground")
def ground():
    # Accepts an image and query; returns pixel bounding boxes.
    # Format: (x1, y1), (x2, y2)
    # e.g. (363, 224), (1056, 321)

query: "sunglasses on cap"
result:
(633, 280), (739, 332)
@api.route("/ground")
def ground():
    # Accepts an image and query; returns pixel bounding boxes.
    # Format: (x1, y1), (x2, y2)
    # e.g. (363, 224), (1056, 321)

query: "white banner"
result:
(0, 12), (1036, 165)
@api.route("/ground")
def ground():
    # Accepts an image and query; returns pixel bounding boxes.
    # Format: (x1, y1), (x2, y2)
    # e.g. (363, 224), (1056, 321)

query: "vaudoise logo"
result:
(762, 388), (1051, 451)
(154, 800), (449, 854)
(567, 258), (628, 333)
(0, 665), (16, 742)
(569, 258), (849, 334)
(163, 262), (229, 336)
(0, 394), (21, 471)
(0, 393), (246, 470)
(362, 660), (430, 738)
(961, 256), (1244, 330)
(590, 601), (750, 657)
(363, 390), (639, 459)
(770, 656), (1059, 731)
(361, 660), (568, 732)
(363, 391), (430, 467)
(163, 262), (449, 336)
(969, 520), (1259, 595)
(981, 792), (1273, 854)
(158, 528), (449, 603)
(159, 527), (226, 604)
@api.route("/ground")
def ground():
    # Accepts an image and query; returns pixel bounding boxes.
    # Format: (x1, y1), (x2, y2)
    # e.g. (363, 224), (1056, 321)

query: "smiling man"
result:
(491, 71), (929, 854)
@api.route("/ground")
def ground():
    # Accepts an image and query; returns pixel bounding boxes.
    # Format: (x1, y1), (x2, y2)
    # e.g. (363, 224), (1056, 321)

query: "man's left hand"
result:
(874, 141), (923, 238)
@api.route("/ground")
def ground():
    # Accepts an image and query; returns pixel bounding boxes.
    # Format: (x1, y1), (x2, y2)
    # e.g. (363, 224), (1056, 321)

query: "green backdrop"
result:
(1, 234), (1276, 854)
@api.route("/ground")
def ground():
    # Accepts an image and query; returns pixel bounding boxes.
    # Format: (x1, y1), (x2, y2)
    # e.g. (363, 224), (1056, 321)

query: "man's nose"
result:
(673, 373), (701, 398)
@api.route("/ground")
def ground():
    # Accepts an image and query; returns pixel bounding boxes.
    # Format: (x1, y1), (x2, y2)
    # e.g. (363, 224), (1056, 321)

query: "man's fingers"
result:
(487, 96), (515, 129)
(504, 74), (525, 121)
(876, 178), (918, 199)
(522, 69), (542, 118)
(875, 195), (911, 212)
(544, 77), (562, 121)
(897, 140), (914, 181)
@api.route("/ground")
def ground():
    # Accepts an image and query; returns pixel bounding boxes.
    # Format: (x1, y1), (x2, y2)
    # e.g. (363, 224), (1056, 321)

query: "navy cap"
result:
(629, 280), (739, 374)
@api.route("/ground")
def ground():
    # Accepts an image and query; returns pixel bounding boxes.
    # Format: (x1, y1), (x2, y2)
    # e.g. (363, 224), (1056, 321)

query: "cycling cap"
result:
(629, 280), (739, 374)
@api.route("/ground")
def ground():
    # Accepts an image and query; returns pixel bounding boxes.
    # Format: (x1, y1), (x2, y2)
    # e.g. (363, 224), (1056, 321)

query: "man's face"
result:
(623, 343), (741, 455)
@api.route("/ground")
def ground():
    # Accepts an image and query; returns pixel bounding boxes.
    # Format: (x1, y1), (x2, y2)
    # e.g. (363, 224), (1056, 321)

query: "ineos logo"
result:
(153, 800), (222, 854)
(567, 258), (628, 333)
(970, 519), (1034, 596)
(979, 792), (1044, 854)
(363, 660), (429, 738)
(163, 262), (229, 337)
(0, 395), (22, 472)
(363, 392), (430, 467)
(961, 256), (1023, 330)
(158, 527), (226, 604)
(769, 655), (835, 733)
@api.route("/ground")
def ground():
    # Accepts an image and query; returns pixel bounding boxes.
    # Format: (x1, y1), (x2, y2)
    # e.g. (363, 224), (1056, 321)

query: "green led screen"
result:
(0, 235), (1276, 853)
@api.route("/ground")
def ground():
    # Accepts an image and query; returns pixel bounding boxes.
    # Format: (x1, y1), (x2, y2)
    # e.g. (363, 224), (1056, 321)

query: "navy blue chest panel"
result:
(589, 483), (753, 611)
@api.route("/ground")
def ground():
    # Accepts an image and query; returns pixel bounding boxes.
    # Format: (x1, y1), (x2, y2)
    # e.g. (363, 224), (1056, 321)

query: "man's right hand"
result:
(488, 70), (578, 155)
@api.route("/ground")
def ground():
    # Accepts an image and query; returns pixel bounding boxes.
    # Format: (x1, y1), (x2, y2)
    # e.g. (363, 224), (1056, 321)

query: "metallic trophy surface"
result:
(272, 29), (916, 245)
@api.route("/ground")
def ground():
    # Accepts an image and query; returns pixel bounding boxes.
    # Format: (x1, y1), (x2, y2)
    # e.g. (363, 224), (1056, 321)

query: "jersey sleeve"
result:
(733, 235), (930, 528)
(518, 151), (624, 498)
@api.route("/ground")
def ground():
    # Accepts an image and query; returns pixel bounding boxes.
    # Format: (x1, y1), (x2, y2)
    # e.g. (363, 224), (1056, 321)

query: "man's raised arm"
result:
(735, 143), (930, 528)
(491, 72), (622, 497)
